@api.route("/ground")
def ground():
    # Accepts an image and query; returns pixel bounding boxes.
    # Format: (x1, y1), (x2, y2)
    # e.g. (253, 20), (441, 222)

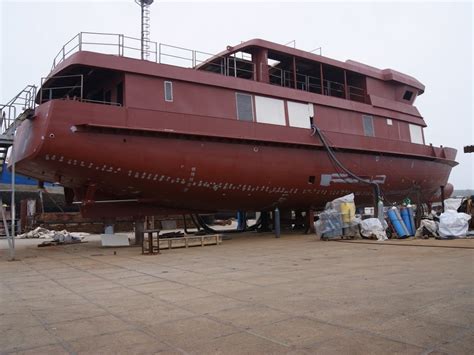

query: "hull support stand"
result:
(274, 207), (281, 238)
(134, 217), (145, 245)
(305, 210), (315, 234)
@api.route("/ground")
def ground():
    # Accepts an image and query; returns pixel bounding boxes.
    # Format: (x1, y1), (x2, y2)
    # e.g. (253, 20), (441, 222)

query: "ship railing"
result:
(39, 74), (121, 107)
(159, 43), (256, 79)
(295, 73), (323, 94)
(348, 85), (366, 103)
(323, 79), (345, 98)
(51, 32), (158, 71)
(0, 85), (37, 136)
(158, 43), (216, 68)
(266, 64), (366, 101)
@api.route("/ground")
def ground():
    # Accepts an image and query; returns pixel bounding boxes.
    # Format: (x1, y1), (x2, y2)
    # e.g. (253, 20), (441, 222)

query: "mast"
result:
(135, 0), (154, 60)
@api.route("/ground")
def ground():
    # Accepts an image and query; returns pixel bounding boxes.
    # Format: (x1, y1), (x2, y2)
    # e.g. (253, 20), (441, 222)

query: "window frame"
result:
(362, 115), (375, 137)
(235, 92), (254, 122)
(164, 81), (173, 102)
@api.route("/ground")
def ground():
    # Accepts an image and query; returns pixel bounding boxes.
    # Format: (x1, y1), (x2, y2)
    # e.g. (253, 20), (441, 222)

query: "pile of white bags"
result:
(438, 210), (472, 238)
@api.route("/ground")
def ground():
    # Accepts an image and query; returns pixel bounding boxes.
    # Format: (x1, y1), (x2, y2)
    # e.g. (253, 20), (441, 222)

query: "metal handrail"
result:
(51, 32), (158, 70)
(0, 85), (37, 135)
(39, 74), (121, 107)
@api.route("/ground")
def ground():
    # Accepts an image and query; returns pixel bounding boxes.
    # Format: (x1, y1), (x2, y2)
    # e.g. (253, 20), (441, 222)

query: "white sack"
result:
(439, 210), (471, 237)
(360, 218), (387, 241)
(444, 198), (462, 211)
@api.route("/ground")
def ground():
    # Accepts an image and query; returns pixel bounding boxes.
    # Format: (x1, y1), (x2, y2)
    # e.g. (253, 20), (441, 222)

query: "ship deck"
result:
(1, 233), (472, 353)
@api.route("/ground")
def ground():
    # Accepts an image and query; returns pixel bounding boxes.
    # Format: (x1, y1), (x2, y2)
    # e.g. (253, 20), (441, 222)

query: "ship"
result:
(5, 32), (457, 219)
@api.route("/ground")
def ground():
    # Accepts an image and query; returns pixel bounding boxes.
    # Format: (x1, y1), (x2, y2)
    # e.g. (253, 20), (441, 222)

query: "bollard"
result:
(274, 207), (281, 238)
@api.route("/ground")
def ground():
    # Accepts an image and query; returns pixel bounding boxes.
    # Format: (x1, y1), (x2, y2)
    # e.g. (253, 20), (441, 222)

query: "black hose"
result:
(311, 122), (381, 206)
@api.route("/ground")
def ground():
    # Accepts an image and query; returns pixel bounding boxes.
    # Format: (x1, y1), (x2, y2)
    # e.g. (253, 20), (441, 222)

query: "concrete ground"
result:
(0, 233), (473, 354)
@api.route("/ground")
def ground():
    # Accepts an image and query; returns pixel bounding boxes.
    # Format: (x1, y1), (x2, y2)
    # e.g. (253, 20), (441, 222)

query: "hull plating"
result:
(12, 100), (456, 214)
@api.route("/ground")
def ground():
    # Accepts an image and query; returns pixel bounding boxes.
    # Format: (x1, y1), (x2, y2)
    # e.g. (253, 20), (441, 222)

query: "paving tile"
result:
(0, 312), (43, 331)
(112, 304), (195, 327)
(67, 329), (170, 354)
(305, 330), (425, 354)
(114, 274), (163, 285)
(147, 316), (240, 348)
(195, 280), (257, 294)
(250, 317), (351, 347)
(47, 314), (132, 341)
(183, 331), (290, 354)
(435, 329), (474, 355)
(373, 314), (469, 349)
(31, 303), (108, 324)
(209, 304), (290, 328)
(154, 286), (215, 303)
(173, 294), (248, 314)
(0, 325), (58, 352)
(129, 281), (186, 294)
(10, 344), (69, 355)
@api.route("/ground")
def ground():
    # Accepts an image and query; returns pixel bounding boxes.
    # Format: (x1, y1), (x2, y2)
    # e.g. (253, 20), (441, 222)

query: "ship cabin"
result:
(39, 33), (427, 146)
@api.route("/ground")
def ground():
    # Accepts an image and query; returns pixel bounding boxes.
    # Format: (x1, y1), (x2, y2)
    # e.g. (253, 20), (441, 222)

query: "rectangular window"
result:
(403, 90), (413, 101)
(236, 93), (254, 121)
(164, 81), (173, 102)
(409, 124), (423, 144)
(255, 96), (286, 126)
(386, 118), (393, 125)
(288, 102), (314, 129)
(363, 115), (374, 137)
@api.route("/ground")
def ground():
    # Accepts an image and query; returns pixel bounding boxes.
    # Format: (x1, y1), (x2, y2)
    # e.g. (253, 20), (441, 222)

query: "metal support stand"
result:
(440, 185), (446, 213)
(134, 218), (144, 245)
(9, 142), (16, 260)
(305, 210), (315, 234)
(258, 211), (271, 232)
(274, 207), (280, 238)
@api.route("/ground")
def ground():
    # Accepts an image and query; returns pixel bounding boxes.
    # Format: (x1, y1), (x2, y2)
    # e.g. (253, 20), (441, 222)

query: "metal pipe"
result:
(10, 142), (16, 260)
(141, 2), (145, 60)
(274, 207), (281, 238)
(440, 185), (445, 212)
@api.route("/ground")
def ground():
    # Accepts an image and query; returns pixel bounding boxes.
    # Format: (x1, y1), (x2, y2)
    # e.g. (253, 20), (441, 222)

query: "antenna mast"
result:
(135, 0), (154, 60)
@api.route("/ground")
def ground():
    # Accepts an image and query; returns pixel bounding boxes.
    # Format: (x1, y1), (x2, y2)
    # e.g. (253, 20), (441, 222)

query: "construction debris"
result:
(17, 227), (87, 243)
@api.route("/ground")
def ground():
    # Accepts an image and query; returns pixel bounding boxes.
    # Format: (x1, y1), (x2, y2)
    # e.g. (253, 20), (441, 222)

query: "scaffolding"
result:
(0, 85), (36, 260)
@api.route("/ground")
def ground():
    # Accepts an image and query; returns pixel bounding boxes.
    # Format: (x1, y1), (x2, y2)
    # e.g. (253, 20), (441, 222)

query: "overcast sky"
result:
(1, 0), (473, 189)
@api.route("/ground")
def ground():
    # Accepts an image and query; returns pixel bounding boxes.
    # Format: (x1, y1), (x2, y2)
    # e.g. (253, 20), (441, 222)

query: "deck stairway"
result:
(0, 85), (37, 172)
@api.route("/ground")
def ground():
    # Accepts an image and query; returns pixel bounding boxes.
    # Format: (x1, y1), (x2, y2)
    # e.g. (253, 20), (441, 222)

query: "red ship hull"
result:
(12, 99), (455, 217)
(9, 37), (458, 218)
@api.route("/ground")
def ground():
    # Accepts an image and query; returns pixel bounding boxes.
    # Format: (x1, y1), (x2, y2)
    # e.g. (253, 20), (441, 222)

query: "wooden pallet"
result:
(160, 234), (222, 250)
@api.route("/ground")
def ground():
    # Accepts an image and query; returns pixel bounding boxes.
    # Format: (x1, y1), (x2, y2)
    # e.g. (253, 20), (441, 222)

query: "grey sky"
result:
(1, 0), (473, 189)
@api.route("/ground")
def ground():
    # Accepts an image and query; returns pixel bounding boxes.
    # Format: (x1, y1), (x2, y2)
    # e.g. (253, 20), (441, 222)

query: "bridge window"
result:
(403, 90), (413, 101)
(363, 115), (374, 137)
(236, 93), (254, 121)
(164, 81), (173, 102)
